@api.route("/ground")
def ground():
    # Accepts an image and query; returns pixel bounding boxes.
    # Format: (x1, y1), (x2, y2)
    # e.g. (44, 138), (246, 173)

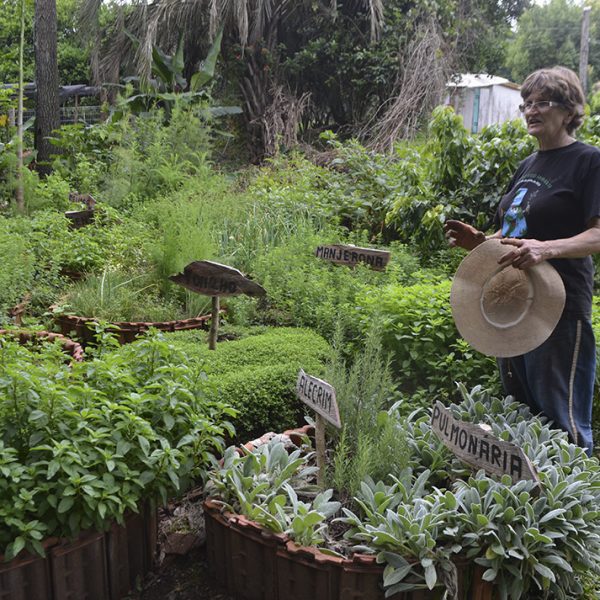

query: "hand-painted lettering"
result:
(491, 444), (502, 467)
(468, 434), (478, 454)
(510, 455), (523, 479)
(479, 439), (490, 462)
(450, 423), (460, 444)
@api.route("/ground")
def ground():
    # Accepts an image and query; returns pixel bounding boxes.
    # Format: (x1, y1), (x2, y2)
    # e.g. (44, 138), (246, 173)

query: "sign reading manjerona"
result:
(315, 245), (390, 271)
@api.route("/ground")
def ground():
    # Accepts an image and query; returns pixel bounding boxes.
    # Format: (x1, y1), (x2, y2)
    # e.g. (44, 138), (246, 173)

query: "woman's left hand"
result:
(498, 238), (552, 269)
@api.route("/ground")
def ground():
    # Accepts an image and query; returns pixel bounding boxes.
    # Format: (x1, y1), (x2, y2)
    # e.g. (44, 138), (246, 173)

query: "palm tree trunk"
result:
(34, 0), (60, 177)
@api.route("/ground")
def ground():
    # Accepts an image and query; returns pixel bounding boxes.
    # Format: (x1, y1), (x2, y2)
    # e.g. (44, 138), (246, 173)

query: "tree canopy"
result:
(0, 0), (89, 84)
(507, 0), (600, 84)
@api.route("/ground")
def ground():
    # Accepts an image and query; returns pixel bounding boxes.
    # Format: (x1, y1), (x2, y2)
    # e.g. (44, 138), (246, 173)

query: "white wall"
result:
(446, 85), (522, 133)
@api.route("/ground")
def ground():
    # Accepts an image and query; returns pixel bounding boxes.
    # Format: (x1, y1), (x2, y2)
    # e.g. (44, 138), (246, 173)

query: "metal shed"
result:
(445, 74), (522, 134)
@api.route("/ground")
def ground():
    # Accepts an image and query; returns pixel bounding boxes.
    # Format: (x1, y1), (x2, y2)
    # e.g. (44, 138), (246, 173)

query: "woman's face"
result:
(522, 90), (572, 147)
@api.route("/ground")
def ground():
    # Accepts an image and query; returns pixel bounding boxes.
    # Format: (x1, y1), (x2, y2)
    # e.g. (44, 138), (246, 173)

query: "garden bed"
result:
(204, 426), (494, 600)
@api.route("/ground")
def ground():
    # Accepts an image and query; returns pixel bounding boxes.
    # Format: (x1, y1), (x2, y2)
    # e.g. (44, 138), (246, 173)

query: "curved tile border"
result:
(0, 329), (84, 362)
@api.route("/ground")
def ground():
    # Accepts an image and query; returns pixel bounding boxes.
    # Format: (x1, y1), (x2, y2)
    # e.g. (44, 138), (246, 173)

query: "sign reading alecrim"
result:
(315, 244), (390, 271)
(169, 261), (267, 297)
(296, 369), (341, 429)
(431, 401), (538, 484)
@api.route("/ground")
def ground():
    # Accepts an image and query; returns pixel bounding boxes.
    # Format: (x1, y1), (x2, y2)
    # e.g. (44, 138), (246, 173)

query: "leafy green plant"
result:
(356, 278), (499, 397)
(339, 473), (460, 597)
(114, 28), (240, 123)
(208, 441), (340, 547)
(0, 331), (234, 559)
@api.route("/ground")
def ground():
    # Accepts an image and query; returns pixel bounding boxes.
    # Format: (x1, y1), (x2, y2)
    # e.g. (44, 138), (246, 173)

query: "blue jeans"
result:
(498, 312), (595, 455)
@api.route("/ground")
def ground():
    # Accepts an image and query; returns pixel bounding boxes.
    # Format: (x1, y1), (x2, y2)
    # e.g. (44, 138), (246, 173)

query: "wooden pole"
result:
(315, 414), (326, 488)
(15, 0), (25, 213)
(208, 295), (220, 350)
(579, 6), (591, 96)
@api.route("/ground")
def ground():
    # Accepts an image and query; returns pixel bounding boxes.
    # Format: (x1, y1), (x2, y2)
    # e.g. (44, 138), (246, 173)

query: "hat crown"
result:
(481, 268), (533, 329)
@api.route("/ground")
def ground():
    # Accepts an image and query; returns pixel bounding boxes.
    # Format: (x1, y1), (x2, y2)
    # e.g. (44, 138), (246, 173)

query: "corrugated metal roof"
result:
(447, 74), (520, 90)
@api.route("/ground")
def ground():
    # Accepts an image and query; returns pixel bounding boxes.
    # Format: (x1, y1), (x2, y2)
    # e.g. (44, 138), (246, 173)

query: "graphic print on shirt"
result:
(502, 187), (529, 238)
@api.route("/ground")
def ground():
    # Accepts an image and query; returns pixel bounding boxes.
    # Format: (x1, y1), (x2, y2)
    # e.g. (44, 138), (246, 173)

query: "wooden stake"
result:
(208, 295), (220, 350)
(315, 414), (326, 488)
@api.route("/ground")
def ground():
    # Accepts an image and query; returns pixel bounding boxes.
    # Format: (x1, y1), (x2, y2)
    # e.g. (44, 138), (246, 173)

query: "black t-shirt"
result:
(494, 141), (600, 315)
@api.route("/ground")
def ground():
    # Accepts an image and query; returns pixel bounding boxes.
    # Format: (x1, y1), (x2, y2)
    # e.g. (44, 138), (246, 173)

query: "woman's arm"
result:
(499, 218), (600, 268)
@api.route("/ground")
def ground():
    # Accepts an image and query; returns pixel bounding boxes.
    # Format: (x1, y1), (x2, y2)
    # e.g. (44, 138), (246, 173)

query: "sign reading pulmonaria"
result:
(169, 261), (267, 297)
(431, 401), (539, 484)
(315, 245), (390, 271)
(296, 369), (341, 429)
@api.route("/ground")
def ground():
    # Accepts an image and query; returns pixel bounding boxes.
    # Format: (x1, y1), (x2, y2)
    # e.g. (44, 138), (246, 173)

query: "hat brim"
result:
(450, 239), (566, 358)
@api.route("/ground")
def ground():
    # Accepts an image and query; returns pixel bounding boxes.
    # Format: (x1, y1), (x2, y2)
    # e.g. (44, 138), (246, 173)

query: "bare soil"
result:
(133, 545), (235, 600)
(127, 488), (236, 600)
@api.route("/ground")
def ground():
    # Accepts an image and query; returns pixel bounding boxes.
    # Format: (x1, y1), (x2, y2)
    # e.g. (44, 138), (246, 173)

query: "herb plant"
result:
(0, 331), (235, 560)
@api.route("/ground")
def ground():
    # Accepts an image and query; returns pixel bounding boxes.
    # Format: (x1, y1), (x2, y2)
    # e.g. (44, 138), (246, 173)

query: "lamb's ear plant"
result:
(207, 440), (341, 547)
(337, 471), (460, 598)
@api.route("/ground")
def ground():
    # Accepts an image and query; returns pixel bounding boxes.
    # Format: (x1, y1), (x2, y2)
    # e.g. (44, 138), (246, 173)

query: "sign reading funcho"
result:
(315, 245), (390, 271)
(169, 261), (266, 297)
(431, 401), (538, 484)
(296, 369), (341, 429)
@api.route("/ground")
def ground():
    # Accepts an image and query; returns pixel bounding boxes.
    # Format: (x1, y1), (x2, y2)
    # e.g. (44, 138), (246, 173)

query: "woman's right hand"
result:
(444, 220), (486, 251)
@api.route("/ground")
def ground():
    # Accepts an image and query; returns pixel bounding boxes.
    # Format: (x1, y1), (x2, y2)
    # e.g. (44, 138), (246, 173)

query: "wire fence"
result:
(21, 106), (104, 126)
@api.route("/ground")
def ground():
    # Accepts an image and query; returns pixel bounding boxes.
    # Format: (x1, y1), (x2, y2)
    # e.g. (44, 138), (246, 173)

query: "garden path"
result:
(130, 488), (236, 600)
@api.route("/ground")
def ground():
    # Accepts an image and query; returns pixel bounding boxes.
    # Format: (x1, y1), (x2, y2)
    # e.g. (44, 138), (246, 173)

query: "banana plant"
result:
(112, 27), (241, 122)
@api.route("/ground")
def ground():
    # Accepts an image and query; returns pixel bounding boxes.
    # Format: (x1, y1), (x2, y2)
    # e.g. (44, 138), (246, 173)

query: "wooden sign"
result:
(431, 401), (538, 484)
(315, 245), (390, 271)
(296, 369), (341, 429)
(169, 261), (266, 298)
(69, 192), (96, 209)
(65, 209), (95, 229)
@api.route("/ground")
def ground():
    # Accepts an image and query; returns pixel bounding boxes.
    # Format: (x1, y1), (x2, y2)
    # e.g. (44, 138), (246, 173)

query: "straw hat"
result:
(450, 239), (565, 357)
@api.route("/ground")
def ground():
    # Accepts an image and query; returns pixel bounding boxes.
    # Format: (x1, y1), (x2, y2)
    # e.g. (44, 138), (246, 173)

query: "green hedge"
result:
(168, 327), (331, 441)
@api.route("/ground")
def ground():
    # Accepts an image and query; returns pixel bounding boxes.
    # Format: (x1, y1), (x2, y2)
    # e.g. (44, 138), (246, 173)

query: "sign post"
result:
(170, 260), (266, 350)
(431, 401), (539, 484)
(209, 296), (220, 350)
(295, 369), (341, 487)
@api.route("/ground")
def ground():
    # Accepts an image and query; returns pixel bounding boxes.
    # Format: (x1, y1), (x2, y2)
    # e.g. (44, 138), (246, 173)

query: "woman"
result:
(445, 66), (600, 455)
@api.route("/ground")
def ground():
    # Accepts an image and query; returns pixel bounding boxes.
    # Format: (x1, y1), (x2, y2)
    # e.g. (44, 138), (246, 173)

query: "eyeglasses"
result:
(518, 100), (563, 113)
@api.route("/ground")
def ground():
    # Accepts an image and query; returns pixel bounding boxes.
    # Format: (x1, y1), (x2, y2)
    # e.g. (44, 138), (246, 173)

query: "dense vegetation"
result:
(2, 0), (600, 596)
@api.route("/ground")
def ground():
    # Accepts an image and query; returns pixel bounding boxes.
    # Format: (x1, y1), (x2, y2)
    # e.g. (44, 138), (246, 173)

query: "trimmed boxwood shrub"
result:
(168, 327), (330, 441)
